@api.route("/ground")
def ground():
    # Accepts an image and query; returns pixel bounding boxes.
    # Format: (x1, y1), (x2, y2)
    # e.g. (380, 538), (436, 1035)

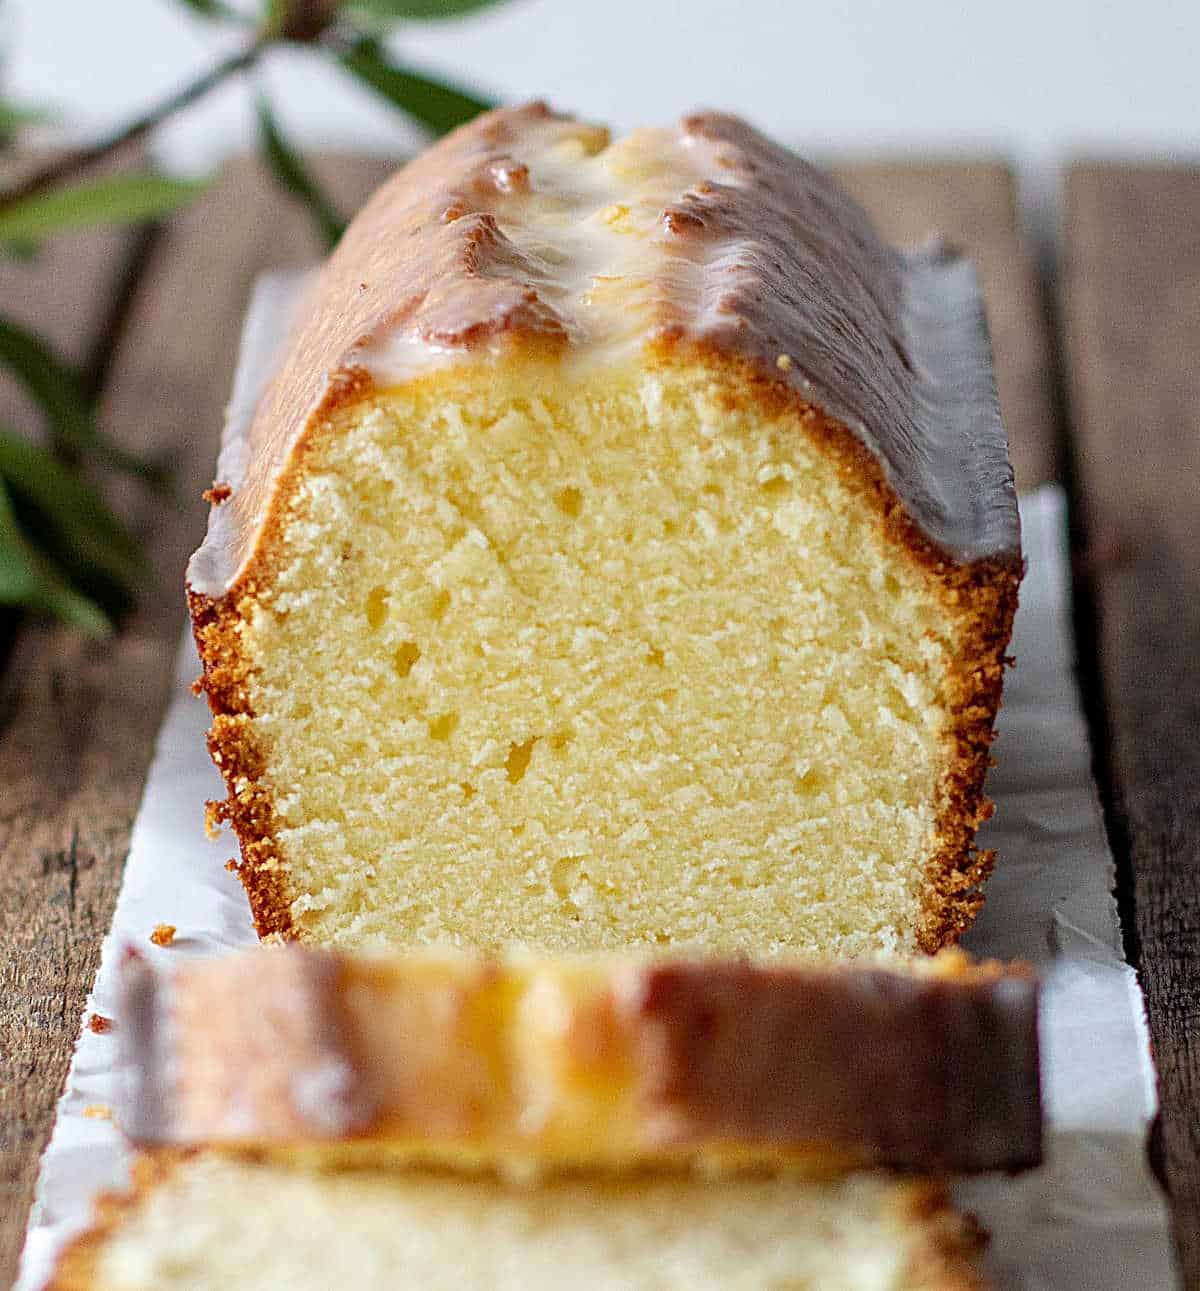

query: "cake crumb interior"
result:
(93, 1155), (953, 1291)
(240, 359), (957, 955)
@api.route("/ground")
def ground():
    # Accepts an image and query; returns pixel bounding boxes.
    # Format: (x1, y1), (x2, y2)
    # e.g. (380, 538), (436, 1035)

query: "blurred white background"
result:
(5, 0), (1199, 222)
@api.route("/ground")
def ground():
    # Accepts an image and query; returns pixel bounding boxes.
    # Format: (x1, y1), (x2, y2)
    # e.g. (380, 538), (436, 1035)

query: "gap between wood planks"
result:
(1062, 162), (1200, 1290)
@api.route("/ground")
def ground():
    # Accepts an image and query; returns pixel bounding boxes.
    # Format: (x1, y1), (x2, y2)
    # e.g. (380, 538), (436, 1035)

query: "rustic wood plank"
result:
(0, 155), (391, 1289)
(0, 159), (146, 1259)
(0, 156), (1058, 1284)
(1063, 162), (1200, 1288)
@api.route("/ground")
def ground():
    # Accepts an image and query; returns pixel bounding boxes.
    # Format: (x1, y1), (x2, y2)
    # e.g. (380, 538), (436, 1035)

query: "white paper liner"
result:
(14, 481), (1178, 1288)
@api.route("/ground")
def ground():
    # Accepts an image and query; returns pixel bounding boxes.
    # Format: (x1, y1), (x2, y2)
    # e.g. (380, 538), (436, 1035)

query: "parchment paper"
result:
(14, 474), (1177, 1286)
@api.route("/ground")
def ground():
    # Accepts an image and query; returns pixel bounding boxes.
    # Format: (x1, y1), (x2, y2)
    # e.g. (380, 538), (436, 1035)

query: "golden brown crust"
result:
(188, 588), (293, 940)
(894, 1182), (993, 1291)
(44, 1153), (189, 1291)
(624, 953), (1038, 1172)
(118, 945), (1040, 1175)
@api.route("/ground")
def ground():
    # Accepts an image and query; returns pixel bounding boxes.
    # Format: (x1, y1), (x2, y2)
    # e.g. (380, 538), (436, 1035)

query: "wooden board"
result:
(0, 155), (1054, 1285)
(0, 183), (145, 1268)
(1063, 162), (1200, 1289)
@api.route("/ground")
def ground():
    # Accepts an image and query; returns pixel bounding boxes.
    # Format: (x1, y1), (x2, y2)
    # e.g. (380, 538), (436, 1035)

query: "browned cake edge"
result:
(43, 1153), (184, 1291)
(119, 943), (1040, 1174)
(190, 344), (1020, 953)
(44, 1150), (992, 1291)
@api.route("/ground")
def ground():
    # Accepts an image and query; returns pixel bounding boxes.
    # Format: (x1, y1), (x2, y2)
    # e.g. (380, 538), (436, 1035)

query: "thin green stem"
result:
(0, 41), (269, 211)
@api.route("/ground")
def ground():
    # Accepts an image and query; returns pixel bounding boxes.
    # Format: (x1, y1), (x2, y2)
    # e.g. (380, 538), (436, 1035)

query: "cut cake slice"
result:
(47, 1153), (990, 1291)
(118, 945), (1041, 1176)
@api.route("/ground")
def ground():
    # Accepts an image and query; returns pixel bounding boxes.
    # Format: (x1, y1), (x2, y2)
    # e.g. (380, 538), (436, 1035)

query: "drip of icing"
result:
(186, 104), (1018, 599)
(352, 124), (737, 381)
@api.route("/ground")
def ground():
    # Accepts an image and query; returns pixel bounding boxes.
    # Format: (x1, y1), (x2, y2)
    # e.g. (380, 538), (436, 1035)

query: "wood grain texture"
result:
(1063, 162), (1200, 1288)
(0, 155), (1055, 1284)
(0, 156), (391, 1289)
(0, 167), (146, 1274)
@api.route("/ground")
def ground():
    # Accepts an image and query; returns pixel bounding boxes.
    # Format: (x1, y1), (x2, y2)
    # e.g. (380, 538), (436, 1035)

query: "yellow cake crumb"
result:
(64, 1154), (984, 1291)
(228, 361), (968, 956)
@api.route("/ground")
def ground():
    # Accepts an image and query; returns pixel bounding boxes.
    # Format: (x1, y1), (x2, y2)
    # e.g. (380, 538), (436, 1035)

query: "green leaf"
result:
(2, 238), (39, 261)
(338, 38), (493, 135)
(349, 0), (507, 19)
(0, 318), (172, 493)
(260, 0), (341, 40)
(0, 319), (93, 451)
(0, 475), (111, 636)
(175, 0), (243, 16)
(0, 101), (53, 135)
(0, 102), (54, 157)
(256, 96), (346, 249)
(0, 171), (207, 244)
(258, 0), (289, 36)
(0, 424), (150, 592)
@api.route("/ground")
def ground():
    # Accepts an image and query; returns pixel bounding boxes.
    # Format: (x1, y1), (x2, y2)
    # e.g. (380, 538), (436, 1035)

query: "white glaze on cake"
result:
(186, 104), (1018, 601)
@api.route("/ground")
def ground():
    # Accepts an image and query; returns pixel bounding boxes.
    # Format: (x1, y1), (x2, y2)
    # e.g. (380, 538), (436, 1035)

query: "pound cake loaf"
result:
(188, 103), (1021, 956)
(48, 1153), (989, 1291)
(119, 946), (1040, 1175)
